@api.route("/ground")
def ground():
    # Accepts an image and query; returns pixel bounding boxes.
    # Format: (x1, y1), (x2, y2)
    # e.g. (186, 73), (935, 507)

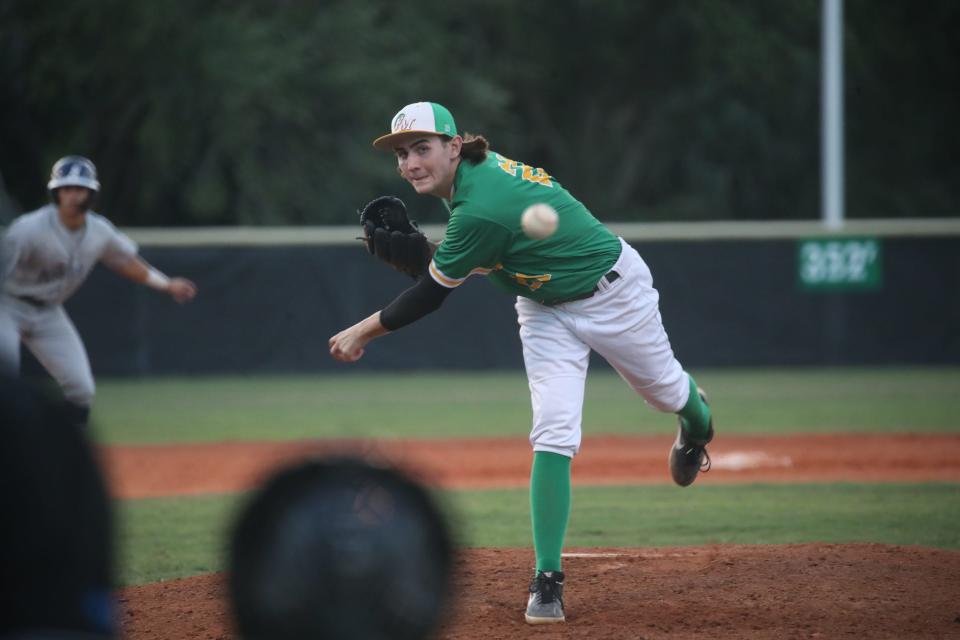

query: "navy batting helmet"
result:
(48, 156), (100, 192)
(48, 156), (100, 208)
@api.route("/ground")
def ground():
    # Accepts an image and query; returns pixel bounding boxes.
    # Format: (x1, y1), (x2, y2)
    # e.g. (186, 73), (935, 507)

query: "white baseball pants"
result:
(515, 238), (689, 458)
(0, 296), (96, 407)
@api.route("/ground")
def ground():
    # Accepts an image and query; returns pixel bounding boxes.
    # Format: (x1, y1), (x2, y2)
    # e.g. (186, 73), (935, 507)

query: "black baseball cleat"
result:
(669, 388), (714, 487)
(525, 570), (565, 624)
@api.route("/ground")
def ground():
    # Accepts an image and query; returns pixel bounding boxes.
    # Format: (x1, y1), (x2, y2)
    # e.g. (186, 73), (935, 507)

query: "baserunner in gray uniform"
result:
(0, 156), (197, 427)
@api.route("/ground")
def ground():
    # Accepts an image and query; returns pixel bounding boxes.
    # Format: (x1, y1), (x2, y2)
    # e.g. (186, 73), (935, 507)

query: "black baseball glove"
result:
(358, 196), (433, 278)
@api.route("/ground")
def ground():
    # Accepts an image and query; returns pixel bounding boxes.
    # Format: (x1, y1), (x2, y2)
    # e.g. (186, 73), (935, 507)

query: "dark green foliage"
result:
(1, 0), (956, 225)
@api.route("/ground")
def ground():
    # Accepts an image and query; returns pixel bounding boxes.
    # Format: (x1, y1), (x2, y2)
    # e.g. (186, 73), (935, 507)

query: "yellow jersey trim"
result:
(429, 261), (465, 288)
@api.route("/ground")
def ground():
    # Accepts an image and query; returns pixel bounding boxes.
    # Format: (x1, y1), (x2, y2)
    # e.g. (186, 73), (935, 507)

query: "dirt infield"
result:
(109, 433), (960, 639)
(101, 433), (960, 498)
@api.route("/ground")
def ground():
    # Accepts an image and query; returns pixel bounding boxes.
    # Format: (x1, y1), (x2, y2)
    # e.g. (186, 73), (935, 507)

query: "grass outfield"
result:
(91, 367), (959, 444)
(101, 367), (959, 588)
(117, 483), (960, 586)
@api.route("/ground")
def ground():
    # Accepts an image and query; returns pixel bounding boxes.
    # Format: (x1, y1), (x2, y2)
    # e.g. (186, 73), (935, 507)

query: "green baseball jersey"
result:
(429, 151), (622, 302)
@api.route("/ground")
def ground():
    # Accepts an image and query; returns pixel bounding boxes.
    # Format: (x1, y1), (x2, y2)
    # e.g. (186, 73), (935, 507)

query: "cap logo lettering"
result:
(392, 113), (417, 133)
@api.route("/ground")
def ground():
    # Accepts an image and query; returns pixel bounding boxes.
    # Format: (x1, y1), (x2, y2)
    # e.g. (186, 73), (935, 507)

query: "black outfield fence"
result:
(20, 222), (960, 376)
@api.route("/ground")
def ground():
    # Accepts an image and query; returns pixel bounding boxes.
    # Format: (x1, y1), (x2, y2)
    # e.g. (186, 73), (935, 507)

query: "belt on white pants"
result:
(539, 270), (621, 307)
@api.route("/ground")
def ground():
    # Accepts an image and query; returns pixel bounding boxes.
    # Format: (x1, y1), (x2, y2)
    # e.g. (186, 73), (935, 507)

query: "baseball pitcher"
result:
(0, 156), (197, 427)
(329, 102), (714, 625)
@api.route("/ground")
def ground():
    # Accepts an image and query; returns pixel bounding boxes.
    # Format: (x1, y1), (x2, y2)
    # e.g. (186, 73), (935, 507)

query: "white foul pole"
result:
(821, 0), (845, 229)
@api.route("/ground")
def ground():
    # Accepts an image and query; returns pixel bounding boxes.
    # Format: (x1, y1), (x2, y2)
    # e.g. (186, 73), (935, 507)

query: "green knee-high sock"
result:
(677, 373), (712, 441)
(530, 451), (571, 573)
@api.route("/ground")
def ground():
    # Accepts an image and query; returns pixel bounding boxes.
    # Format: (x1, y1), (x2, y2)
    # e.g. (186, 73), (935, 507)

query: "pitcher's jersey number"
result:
(496, 154), (553, 187)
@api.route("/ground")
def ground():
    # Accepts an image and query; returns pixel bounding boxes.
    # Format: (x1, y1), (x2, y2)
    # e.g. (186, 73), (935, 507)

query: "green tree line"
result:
(1, 0), (956, 225)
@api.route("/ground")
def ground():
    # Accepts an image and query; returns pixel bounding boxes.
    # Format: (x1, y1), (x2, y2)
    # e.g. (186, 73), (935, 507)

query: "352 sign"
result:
(797, 238), (883, 291)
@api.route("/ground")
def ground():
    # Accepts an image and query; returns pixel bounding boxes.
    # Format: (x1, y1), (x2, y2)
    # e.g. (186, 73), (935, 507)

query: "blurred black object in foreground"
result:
(0, 374), (116, 638)
(229, 457), (454, 640)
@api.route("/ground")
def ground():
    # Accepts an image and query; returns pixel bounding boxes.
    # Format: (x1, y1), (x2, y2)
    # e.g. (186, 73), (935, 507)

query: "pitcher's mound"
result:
(120, 543), (960, 639)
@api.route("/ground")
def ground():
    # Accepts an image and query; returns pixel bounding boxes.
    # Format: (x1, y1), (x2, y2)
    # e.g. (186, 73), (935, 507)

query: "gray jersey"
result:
(1, 204), (138, 305)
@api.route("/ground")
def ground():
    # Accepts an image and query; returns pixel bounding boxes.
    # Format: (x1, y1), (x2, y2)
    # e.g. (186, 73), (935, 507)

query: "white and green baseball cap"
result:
(372, 102), (458, 150)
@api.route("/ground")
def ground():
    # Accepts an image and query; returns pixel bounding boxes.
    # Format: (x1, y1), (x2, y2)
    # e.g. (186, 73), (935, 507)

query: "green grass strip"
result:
(118, 494), (242, 586)
(93, 367), (959, 444)
(117, 482), (960, 586)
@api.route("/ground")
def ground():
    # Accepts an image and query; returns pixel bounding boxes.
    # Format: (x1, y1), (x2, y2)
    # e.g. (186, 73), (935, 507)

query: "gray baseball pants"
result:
(0, 295), (96, 408)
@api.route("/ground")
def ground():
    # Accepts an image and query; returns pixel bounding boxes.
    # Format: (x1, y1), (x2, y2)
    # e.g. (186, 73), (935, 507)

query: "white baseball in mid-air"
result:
(521, 203), (559, 240)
